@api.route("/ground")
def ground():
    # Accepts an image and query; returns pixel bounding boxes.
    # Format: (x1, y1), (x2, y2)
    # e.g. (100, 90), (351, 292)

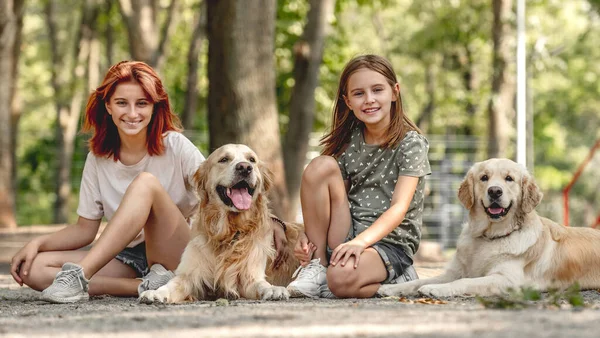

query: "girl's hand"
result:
(272, 221), (288, 269)
(294, 232), (316, 266)
(330, 238), (368, 269)
(10, 240), (41, 286)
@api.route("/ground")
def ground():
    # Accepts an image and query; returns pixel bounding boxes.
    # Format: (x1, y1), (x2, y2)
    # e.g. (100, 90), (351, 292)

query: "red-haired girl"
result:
(11, 61), (203, 303)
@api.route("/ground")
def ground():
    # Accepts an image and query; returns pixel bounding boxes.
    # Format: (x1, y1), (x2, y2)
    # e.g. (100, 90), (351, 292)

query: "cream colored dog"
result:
(378, 158), (600, 298)
(139, 144), (300, 303)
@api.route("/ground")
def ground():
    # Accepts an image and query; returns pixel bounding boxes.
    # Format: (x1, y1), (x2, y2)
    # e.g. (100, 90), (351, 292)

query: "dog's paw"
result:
(139, 287), (171, 304)
(259, 285), (289, 301)
(418, 284), (458, 298)
(377, 283), (419, 297)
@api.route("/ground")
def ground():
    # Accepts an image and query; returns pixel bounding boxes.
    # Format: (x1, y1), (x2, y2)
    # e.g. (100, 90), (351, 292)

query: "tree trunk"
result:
(206, 0), (290, 219)
(0, 0), (24, 228)
(283, 0), (335, 221)
(118, 0), (179, 71)
(46, 0), (100, 223)
(416, 61), (436, 134)
(182, 1), (206, 130)
(487, 0), (514, 158)
(104, 0), (115, 67)
(457, 46), (477, 137)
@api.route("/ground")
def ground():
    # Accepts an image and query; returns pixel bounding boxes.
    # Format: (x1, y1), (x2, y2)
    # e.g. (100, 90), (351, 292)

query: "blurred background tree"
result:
(0, 0), (598, 234)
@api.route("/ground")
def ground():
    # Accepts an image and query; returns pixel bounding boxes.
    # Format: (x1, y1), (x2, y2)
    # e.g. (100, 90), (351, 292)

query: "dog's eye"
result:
(480, 175), (488, 182)
(249, 157), (256, 163)
(505, 175), (513, 182)
(218, 157), (229, 163)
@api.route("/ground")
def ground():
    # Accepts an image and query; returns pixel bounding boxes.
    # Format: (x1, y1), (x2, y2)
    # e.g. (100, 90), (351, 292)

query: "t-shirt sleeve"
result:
(76, 152), (104, 220)
(178, 134), (205, 188)
(397, 132), (432, 177)
(337, 153), (349, 180)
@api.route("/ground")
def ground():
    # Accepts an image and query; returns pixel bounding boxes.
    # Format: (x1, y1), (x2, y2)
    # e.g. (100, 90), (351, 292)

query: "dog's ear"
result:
(521, 172), (543, 213)
(259, 161), (274, 192)
(458, 169), (474, 210)
(192, 161), (209, 203)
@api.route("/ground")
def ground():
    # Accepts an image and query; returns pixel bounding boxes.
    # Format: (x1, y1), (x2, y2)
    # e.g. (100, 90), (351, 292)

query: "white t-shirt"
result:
(77, 131), (205, 247)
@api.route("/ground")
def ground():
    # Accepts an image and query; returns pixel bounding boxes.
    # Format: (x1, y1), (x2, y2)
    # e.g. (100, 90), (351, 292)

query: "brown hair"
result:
(320, 54), (421, 158)
(81, 61), (182, 160)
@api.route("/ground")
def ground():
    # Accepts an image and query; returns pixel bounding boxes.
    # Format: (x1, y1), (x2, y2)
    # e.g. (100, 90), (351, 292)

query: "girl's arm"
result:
(11, 217), (101, 284)
(36, 216), (102, 251)
(353, 175), (418, 245)
(330, 175), (419, 268)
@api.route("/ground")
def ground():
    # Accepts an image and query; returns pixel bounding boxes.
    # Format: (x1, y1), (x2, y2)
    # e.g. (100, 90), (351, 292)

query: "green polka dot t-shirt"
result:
(337, 128), (431, 257)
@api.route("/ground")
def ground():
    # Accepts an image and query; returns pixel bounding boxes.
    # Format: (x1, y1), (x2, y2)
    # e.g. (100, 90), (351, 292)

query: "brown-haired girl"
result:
(287, 55), (431, 298)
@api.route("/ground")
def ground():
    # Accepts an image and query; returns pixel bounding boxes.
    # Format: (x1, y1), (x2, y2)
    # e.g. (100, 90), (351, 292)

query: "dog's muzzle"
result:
(216, 179), (256, 211)
(482, 201), (512, 220)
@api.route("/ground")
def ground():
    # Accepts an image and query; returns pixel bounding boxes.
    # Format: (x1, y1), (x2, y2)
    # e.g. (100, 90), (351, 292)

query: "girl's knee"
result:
(132, 172), (159, 186)
(302, 156), (341, 184)
(327, 264), (359, 297)
(19, 264), (50, 291)
(129, 172), (161, 193)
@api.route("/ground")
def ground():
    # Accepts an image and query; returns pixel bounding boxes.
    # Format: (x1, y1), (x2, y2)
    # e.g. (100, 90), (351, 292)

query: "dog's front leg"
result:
(378, 258), (462, 297)
(249, 279), (289, 301)
(378, 272), (460, 297)
(418, 262), (525, 297)
(139, 274), (203, 304)
(244, 259), (289, 300)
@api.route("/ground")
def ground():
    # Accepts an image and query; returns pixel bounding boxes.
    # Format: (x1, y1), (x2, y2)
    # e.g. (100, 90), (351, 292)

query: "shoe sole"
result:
(41, 293), (90, 304)
(286, 286), (319, 299)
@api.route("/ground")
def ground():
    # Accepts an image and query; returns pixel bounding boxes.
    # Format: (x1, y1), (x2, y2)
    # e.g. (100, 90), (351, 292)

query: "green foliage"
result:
(11, 0), (600, 226)
(476, 283), (585, 310)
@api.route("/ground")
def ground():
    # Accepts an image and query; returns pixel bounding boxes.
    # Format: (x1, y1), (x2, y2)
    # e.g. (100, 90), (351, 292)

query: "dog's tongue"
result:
(227, 187), (252, 210)
(488, 207), (504, 215)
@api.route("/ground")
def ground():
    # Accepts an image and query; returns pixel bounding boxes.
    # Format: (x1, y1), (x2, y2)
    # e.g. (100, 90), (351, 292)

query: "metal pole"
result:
(516, 0), (527, 166)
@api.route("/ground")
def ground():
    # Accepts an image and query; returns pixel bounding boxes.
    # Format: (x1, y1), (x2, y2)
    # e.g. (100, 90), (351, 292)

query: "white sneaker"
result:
(137, 264), (175, 295)
(41, 262), (89, 303)
(286, 258), (327, 298)
(318, 283), (337, 299)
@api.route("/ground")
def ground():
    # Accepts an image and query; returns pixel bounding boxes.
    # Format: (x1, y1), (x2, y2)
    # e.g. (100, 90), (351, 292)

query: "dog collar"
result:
(271, 216), (287, 232)
(481, 226), (521, 241)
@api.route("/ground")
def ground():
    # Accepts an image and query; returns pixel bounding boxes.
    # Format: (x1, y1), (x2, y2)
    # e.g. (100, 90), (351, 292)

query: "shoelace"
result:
(139, 267), (173, 291)
(139, 278), (150, 290)
(292, 259), (322, 279)
(55, 268), (84, 291)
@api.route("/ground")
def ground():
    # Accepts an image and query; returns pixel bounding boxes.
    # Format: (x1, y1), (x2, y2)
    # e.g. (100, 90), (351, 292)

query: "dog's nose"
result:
(235, 162), (253, 176)
(488, 186), (503, 200)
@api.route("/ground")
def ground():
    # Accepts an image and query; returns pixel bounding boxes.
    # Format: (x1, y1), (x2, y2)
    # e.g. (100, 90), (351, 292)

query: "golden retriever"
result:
(378, 158), (600, 298)
(139, 144), (301, 303)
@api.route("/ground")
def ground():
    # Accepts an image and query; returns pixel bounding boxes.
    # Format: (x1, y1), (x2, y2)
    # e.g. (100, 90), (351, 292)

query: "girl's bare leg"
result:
(78, 172), (190, 279)
(300, 156), (351, 266)
(21, 250), (140, 296)
(327, 248), (388, 298)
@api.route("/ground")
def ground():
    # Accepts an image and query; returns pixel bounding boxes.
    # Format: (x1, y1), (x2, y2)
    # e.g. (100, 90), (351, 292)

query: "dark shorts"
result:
(327, 230), (418, 284)
(115, 242), (149, 278)
(371, 241), (418, 284)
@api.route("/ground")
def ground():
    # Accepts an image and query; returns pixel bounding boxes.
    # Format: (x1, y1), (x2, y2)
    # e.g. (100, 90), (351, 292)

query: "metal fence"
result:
(421, 135), (484, 249)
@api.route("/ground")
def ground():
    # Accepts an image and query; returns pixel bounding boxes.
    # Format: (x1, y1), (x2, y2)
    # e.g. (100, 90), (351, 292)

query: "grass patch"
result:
(476, 283), (585, 310)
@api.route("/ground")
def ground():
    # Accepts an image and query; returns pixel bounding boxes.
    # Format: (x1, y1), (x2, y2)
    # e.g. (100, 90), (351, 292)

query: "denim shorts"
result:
(371, 241), (418, 284)
(115, 242), (149, 278)
(327, 230), (418, 284)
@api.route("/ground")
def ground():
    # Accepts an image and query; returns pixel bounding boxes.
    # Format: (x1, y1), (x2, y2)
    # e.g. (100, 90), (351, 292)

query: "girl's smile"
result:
(344, 68), (399, 139)
(105, 81), (154, 139)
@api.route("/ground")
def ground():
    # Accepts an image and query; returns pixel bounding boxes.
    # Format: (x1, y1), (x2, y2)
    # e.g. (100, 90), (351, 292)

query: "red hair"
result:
(81, 61), (182, 160)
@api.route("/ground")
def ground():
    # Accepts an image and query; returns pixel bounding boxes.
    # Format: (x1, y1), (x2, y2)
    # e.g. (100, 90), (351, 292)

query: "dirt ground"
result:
(3, 229), (600, 337)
